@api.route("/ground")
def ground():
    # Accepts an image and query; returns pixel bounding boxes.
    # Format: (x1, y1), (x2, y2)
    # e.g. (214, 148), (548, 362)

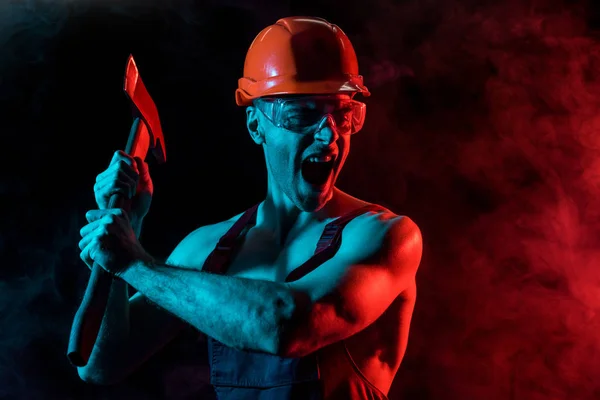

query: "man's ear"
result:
(246, 106), (265, 145)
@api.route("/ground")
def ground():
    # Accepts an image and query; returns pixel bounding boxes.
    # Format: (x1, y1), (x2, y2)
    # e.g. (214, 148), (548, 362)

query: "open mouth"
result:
(301, 158), (335, 186)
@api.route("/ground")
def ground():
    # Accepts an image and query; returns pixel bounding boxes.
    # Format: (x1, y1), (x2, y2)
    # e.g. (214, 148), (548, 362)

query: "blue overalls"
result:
(200, 203), (390, 399)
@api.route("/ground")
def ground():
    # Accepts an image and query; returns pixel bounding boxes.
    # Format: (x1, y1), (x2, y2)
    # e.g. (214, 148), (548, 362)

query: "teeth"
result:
(308, 155), (333, 163)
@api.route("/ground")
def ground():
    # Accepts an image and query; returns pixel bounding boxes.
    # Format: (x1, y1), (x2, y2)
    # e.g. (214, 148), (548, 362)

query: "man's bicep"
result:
(282, 217), (422, 357)
(284, 260), (401, 351)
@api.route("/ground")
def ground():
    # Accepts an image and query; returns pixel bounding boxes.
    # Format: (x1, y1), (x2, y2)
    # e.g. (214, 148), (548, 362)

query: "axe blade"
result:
(123, 54), (166, 164)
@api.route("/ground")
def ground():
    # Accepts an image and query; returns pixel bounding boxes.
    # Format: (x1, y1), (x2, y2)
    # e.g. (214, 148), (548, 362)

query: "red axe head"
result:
(123, 55), (166, 164)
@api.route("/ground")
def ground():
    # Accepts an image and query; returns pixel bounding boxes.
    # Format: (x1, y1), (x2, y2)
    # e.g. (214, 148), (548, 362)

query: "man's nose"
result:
(314, 115), (339, 144)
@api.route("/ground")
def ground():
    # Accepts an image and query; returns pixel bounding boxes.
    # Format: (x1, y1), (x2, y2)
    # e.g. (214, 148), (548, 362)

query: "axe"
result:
(67, 54), (166, 367)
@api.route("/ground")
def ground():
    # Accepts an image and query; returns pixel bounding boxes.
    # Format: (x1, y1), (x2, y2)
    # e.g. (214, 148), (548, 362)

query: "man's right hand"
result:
(93, 150), (153, 226)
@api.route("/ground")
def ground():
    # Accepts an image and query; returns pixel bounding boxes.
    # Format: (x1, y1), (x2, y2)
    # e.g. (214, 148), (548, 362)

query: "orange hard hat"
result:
(235, 16), (370, 106)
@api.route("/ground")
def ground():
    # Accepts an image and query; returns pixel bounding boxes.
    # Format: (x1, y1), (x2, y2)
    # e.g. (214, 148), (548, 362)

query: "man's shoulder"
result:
(339, 194), (402, 222)
(165, 208), (252, 268)
(341, 203), (422, 267)
(346, 200), (418, 234)
(186, 211), (245, 243)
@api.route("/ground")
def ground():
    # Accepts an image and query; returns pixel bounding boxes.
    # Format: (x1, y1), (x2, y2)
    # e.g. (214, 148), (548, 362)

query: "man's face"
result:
(250, 94), (364, 212)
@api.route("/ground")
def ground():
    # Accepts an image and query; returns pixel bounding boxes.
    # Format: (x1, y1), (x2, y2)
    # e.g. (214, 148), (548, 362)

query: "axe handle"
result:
(67, 118), (147, 367)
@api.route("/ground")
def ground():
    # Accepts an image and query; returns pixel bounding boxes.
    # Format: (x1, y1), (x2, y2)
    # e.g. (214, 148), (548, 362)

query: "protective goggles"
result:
(255, 96), (366, 135)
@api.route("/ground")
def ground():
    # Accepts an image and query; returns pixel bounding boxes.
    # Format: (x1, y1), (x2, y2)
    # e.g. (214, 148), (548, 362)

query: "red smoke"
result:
(337, 1), (600, 398)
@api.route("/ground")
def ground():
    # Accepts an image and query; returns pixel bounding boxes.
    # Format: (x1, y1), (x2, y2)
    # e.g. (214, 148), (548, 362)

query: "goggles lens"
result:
(257, 96), (366, 135)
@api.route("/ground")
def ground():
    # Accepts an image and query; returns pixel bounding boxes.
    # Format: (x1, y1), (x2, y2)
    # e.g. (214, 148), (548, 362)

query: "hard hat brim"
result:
(236, 76), (370, 106)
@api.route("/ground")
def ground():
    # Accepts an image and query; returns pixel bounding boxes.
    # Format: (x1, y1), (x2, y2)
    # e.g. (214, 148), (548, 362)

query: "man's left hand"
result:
(78, 208), (153, 277)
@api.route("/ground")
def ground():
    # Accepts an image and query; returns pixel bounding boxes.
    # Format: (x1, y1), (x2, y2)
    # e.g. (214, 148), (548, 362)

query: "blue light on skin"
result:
(245, 94), (355, 246)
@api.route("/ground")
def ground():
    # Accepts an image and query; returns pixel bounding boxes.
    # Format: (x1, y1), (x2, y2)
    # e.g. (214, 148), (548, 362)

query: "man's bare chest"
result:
(224, 222), (330, 282)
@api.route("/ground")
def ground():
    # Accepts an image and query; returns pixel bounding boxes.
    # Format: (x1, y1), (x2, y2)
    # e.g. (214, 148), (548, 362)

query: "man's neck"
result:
(257, 188), (345, 247)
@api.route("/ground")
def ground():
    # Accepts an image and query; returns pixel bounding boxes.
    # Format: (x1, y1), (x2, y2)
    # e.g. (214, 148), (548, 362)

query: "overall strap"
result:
(314, 205), (383, 253)
(202, 203), (260, 274)
(285, 204), (384, 283)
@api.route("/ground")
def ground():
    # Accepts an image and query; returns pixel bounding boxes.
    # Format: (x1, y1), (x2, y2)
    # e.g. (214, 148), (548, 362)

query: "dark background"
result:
(2, 0), (600, 399)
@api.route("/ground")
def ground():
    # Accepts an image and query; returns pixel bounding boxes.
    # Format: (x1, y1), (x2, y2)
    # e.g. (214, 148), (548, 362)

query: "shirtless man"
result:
(76, 16), (422, 399)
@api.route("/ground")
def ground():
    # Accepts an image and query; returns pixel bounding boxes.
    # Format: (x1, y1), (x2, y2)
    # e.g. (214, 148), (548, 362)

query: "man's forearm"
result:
(131, 216), (144, 238)
(77, 279), (130, 383)
(119, 260), (296, 354)
(77, 219), (145, 383)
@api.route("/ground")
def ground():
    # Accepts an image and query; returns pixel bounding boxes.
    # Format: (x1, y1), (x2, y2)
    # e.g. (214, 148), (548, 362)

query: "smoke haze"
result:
(1, 0), (599, 398)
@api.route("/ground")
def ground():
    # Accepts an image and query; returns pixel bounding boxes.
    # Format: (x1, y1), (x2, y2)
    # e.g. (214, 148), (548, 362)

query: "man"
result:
(76, 16), (422, 399)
